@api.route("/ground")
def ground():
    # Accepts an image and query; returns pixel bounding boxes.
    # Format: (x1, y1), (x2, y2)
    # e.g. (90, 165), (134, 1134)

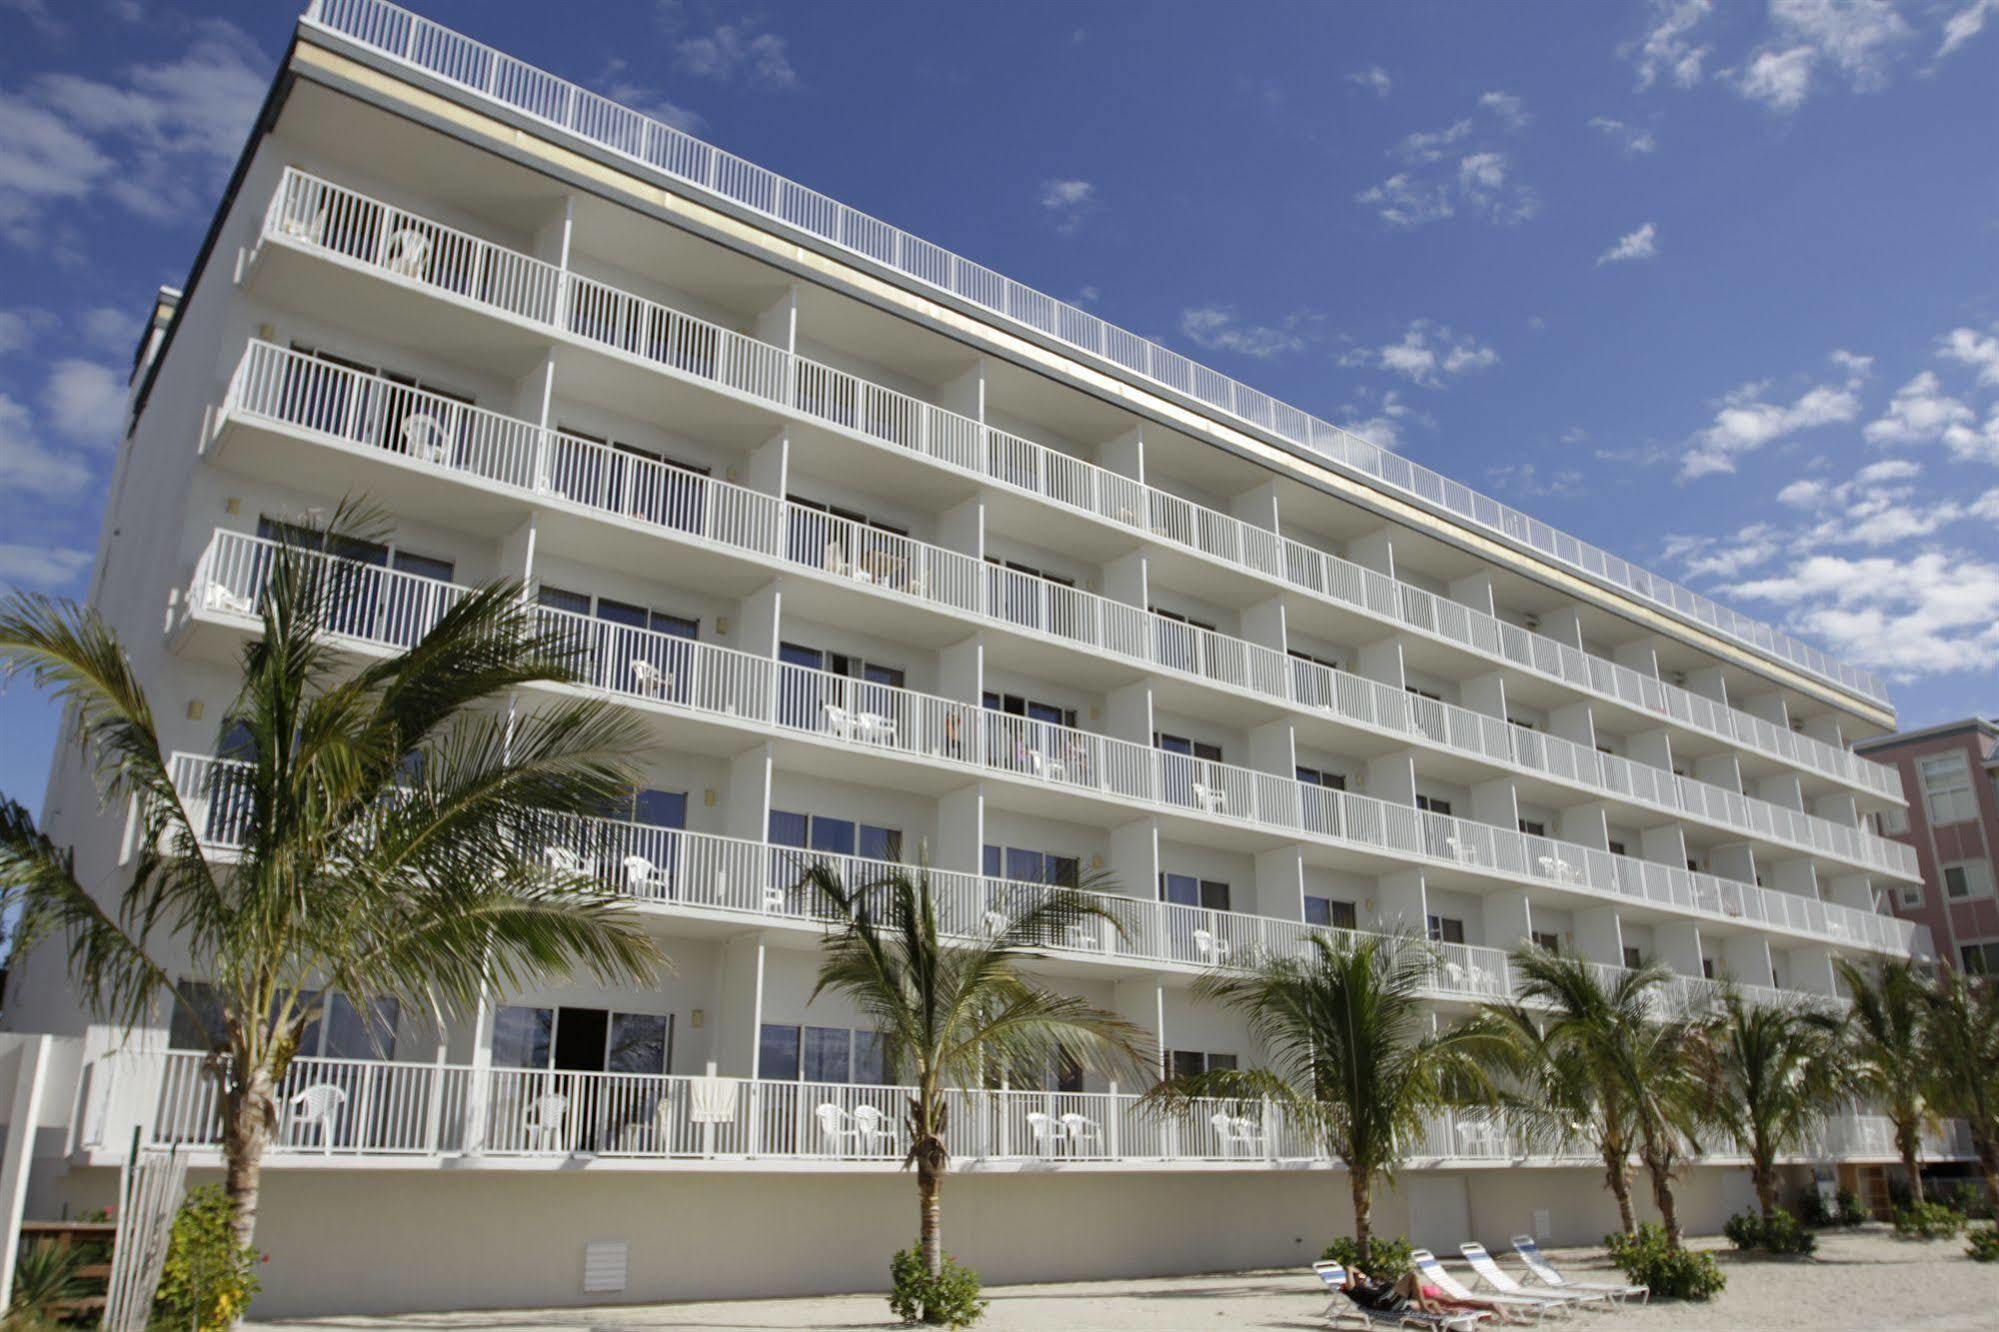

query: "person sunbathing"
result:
(1343, 1264), (1528, 1325)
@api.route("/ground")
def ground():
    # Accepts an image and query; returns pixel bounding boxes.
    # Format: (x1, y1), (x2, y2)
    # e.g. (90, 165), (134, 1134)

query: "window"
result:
(1961, 941), (1999, 975)
(1875, 805), (1911, 836)
(1510, 718), (1537, 732)
(1405, 686), (1443, 702)
(1160, 873), (1231, 912)
(768, 810), (903, 864)
(1607, 840), (1628, 857)
(493, 1006), (555, 1069)
(1623, 946), (1643, 969)
(1517, 818), (1546, 837)
(982, 692), (1077, 728)
(1531, 931), (1560, 954)
(1169, 1050), (1237, 1080)
(1305, 896), (1358, 931)
(1920, 753), (1978, 826)
(984, 845), (1080, 886)
(1297, 766), (1347, 791)
(1702, 957), (1715, 980)
(1426, 915), (1465, 945)
(985, 557), (1083, 635)
(1942, 861), (1994, 899)
(1154, 732), (1224, 762)
(1897, 881), (1924, 909)
(760, 1023), (886, 1084)
(301, 994), (400, 1061)
(1415, 794), (1453, 816)
(167, 982), (226, 1052)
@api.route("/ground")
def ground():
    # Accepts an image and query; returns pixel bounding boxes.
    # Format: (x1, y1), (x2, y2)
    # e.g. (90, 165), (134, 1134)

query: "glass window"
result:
(1008, 848), (1047, 883)
(768, 809), (809, 848)
(1170, 1050), (1206, 1080)
(631, 789), (687, 829)
(1898, 881), (1924, 908)
(1623, 946), (1643, 969)
(536, 585), (592, 616)
(858, 824), (903, 862)
(593, 597), (648, 627)
(1297, 766), (1346, 791)
(608, 1012), (668, 1074)
(809, 817), (856, 856)
(1962, 941), (1999, 975)
(1531, 931), (1561, 954)
(803, 1026), (852, 1083)
(1876, 805), (1910, 836)
(759, 1024), (801, 1081)
(1943, 861), (1994, 899)
(1416, 794), (1453, 816)
(492, 1006), (554, 1069)
(392, 550), (454, 582)
(1919, 752), (1977, 826)
(855, 1031), (888, 1086)
(316, 994), (399, 1060)
(650, 611), (698, 639)
(1426, 915), (1466, 944)
(168, 981), (225, 1052)
(1518, 819), (1547, 837)
(1160, 873), (1199, 907)
(1305, 897), (1358, 931)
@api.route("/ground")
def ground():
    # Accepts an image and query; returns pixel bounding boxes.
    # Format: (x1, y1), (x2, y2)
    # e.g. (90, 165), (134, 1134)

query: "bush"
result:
(1320, 1235), (1416, 1279)
(1891, 1200), (1965, 1240)
(1724, 1208), (1816, 1256)
(1795, 1189), (1831, 1228)
(152, 1186), (261, 1331)
(1837, 1189), (1870, 1227)
(8, 1238), (89, 1326)
(1966, 1227), (1999, 1263)
(888, 1246), (987, 1329)
(1947, 1181), (1992, 1221)
(1602, 1223), (1726, 1301)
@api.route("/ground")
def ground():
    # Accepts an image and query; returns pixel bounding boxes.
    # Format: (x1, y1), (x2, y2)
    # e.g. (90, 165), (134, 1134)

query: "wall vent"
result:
(583, 1240), (629, 1294)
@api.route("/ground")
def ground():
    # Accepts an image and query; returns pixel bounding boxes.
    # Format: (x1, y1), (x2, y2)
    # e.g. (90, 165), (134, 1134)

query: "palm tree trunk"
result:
(1602, 1146), (1636, 1234)
(1895, 1119), (1924, 1206)
(917, 1151), (944, 1281)
(1643, 1151), (1682, 1249)
(221, 1066), (276, 1253)
(1350, 1170), (1374, 1266)
(1753, 1153), (1778, 1224)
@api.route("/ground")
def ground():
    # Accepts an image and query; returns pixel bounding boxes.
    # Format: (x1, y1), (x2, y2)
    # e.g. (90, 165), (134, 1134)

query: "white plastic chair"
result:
(815, 1102), (864, 1155)
(205, 581), (254, 615)
(630, 660), (671, 698)
(382, 227), (432, 278)
(762, 883), (789, 913)
(1029, 751), (1067, 783)
(858, 711), (897, 744)
(1060, 1112), (1104, 1155)
(851, 1104), (897, 1153)
(522, 1093), (568, 1151)
(622, 855), (669, 898)
(288, 1083), (347, 1153)
(1210, 1111), (1260, 1158)
(545, 846), (597, 878)
(399, 413), (452, 463)
(279, 207), (327, 244)
(1192, 929), (1232, 966)
(823, 704), (859, 740)
(1192, 783), (1228, 814)
(1024, 1111), (1066, 1156)
(982, 910), (1009, 938)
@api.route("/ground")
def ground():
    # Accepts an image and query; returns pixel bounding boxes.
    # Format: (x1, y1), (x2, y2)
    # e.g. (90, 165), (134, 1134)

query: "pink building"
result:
(1857, 719), (1999, 972)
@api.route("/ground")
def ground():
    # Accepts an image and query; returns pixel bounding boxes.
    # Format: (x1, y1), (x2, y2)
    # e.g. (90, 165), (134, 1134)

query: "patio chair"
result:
(1312, 1262), (1489, 1331)
(814, 1103), (866, 1155)
(1459, 1244), (1606, 1309)
(545, 846), (598, 878)
(1507, 1237), (1647, 1305)
(1028, 750), (1067, 783)
(622, 855), (670, 898)
(1192, 929), (1232, 966)
(398, 413), (452, 464)
(278, 206), (327, 244)
(982, 910), (1010, 938)
(1409, 1252), (1553, 1324)
(205, 581), (255, 615)
(288, 1083), (347, 1154)
(1059, 1112), (1105, 1155)
(762, 883), (790, 913)
(628, 660), (670, 699)
(851, 1104), (897, 1154)
(1210, 1111), (1258, 1157)
(823, 703), (860, 740)
(382, 227), (432, 279)
(1023, 1111), (1066, 1156)
(522, 1093), (569, 1151)
(857, 711), (897, 744)
(1191, 782), (1228, 814)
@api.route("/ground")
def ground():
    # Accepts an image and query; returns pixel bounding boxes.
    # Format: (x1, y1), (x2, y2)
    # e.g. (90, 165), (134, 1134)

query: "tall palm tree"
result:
(1829, 957), (1934, 1205)
(1699, 991), (1847, 1222)
(1921, 968), (1999, 1208)
(0, 515), (663, 1253)
(1478, 953), (1642, 1235)
(1149, 932), (1494, 1266)
(802, 863), (1151, 1294)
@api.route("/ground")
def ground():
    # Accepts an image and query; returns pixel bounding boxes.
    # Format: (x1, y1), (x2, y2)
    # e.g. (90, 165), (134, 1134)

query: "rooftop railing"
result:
(299, 0), (1892, 710)
(248, 166), (1905, 805)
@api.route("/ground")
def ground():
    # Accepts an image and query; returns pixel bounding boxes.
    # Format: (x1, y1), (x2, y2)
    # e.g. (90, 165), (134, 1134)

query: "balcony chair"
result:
(1028, 750), (1067, 783)
(1191, 782), (1228, 814)
(982, 910), (1010, 938)
(382, 227), (433, 279)
(204, 581), (255, 616)
(278, 206), (327, 245)
(398, 413), (453, 464)
(1191, 929), (1232, 966)
(1064, 920), (1100, 952)
(1023, 1111), (1067, 1157)
(287, 1083), (347, 1154)
(622, 855), (671, 898)
(814, 1103), (867, 1156)
(822, 703), (860, 740)
(761, 882), (790, 914)
(630, 659), (672, 699)
(1059, 1112), (1105, 1155)
(522, 1093), (568, 1152)
(1444, 835), (1479, 865)
(1211, 1112), (1263, 1158)
(851, 1104), (898, 1154)
(1454, 1120), (1501, 1158)
(856, 711), (897, 744)
(544, 846), (598, 878)
(821, 540), (855, 578)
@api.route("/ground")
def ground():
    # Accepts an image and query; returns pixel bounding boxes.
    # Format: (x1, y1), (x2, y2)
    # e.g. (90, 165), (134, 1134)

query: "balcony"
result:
(244, 165), (1902, 806)
(176, 533), (1926, 959)
(301, 0), (1893, 712)
(209, 345), (1914, 886)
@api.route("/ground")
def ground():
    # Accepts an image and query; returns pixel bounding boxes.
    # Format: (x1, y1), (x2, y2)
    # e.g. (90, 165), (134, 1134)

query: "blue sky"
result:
(1, 0), (1996, 815)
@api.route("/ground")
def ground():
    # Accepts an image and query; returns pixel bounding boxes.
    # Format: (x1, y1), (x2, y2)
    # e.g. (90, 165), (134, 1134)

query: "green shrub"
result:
(888, 1246), (987, 1328)
(1602, 1223), (1726, 1301)
(1947, 1182), (1993, 1221)
(1891, 1200), (1965, 1240)
(1727, 1208), (1818, 1254)
(1966, 1227), (1999, 1263)
(151, 1186), (261, 1331)
(8, 1238), (89, 1326)
(1320, 1235), (1416, 1279)
(1836, 1189), (1870, 1227)
(1795, 1189), (1831, 1228)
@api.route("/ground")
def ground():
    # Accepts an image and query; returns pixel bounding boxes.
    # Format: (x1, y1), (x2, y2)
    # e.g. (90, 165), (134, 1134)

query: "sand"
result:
(247, 1227), (1999, 1331)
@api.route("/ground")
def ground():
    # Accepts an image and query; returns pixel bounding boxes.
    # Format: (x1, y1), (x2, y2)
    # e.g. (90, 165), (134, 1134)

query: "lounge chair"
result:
(1409, 1252), (1556, 1323)
(1459, 1244), (1607, 1308)
(1507, 1237), (1647, 1305)
(1312, 1262), (1489, 1331)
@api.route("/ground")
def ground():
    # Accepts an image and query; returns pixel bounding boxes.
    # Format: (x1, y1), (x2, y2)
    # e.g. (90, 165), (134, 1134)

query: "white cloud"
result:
(1339, 388), (1420, 452)
(596, 59), (705, 135)
(1627, 0), (1714, 89)
(1373, 321), (1499, 389)
(1478, 90), (1530, 130)
(1355, 173), (1455, 227)
(1736, 0), (1914, 111)
(1829, 348), (1874, 383)
(1660, 523), (1784, 578)
(1736, 45), (1818, 110)
(1587, 116), (1658, 154)
(42, 359), (126, 443)
(1679, 378), (1860, 478)
(1597, 222), (1660, 265)
(0, 392), (93, 496)
(1940, 0), (1999, 56)
(1365, 95), (1538, 228)
(1777, 478), (1827, 507)
(1038, 178), (1097, 234)
(1346, 66), (1393, 97)
(0, 542), (90, 590)
(0, 307), (40, 355)
(1486, 461), (1585, 498)
(1938, 324), (1999, 385)
(1178, 306), (1319, 359)
(1725, 550), (1999, 680)
(77, 306), (134, 355)
(1392, 118), (1475, 165)
(673, 20), (797, 88)
(1862, 370), (1975, 446)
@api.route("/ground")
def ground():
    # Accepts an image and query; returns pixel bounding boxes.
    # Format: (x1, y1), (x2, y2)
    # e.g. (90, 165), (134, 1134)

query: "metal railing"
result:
(299, 0), (1891, 710)
(249, 165), (1902, 804)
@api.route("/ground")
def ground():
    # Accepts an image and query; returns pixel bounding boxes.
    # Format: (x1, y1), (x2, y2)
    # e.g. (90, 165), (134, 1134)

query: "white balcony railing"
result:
(215, 341), (1915, 883)
(176, 533), (1926, 959)
(300, 0), (1892, 712)
(246, 165), (1903, 806)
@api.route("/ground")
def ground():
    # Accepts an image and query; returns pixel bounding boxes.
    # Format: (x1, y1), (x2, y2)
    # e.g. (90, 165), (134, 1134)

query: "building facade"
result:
(0, 0), (1963, 1316)
(1857, 719), (1999, 973)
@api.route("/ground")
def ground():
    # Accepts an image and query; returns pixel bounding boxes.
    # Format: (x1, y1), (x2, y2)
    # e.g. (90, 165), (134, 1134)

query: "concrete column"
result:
(1800, 713), (1845, 748)
(1574, 907), (1625, 965)
(1695, 752), (1743, 793)
(1720, 933), (1776, 987)
(1461, 672), (1508, 722)
(1104, 550), (1148, 609)
(1109, 817), (1160, 907)
(1255, 846), (1307, 922)
(1113, 978), (1166, 1081)
(738, 580), (783, 659)
(936, 784), (983, 874)
(1559, 801), (1611, 851)
(1373, 869), (1427, 934)
(723, 743), (772, 842)
(1349, 527), (1396, 579)
(1709, 843), (1759, 886)
(1740, 691), (1790, 728)
(1106, 680), (1153, 747)
(1549, 701), (1596, 750)
(1486, 889), (1534, 952)
(1101, 426), (1145, 485)
(1470, 778), (1520, 832)
(0, 1035), (52, 1308)
(939, 494), (984, 561)
(1783, 946), (1838, 995)
(744, 429), (789, 498)
(752, 284), (799, 353)
(1355, 637), (1406, 690)
(1628, 729), (1676, 772)
(1756, 771), (1805, 813)
(1822, 872), (1877, 913)
(1640, 823), (1690, 869)
(1683, 666), (1729, 708)
(714, 937), (767, 1078)
(1366, 751), (1417, 808)
(1539, 607), (1585, 651)
(1613, 636), (1661, 679)
(517, 354), (558, 428)
(939, 634), (981, 705)
(1448, 571), (1497, 618)
(1230, 479), (1280, 534)
(1813, 791), (1861, 828)
(499, 514), (538, 586)
(1654, 920), (1706, 978)
(1249, 719), (1295, 779)
(1240, 596), (1287, 654)
(1765, 857), (1820, 900)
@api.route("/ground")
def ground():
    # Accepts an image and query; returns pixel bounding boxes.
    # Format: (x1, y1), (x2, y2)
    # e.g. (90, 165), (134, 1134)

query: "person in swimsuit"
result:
(1342, 1264), (1528, 1325)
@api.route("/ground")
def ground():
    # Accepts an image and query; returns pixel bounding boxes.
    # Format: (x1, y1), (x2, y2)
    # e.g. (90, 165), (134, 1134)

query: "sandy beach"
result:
(247, 1227), (1999, 1331)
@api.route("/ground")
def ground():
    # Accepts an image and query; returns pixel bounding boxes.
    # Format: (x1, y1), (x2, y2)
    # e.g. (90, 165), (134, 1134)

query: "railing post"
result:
(1107, 1081), (1121, 1161)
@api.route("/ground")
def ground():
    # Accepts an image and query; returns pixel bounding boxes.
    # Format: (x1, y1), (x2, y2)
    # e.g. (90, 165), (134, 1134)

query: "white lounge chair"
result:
(382, 227), (432, 278)
(630, 659), (671, 699)
(399, 412), (452, 463)
(1507, 1237), (1647, 1305)
(1191, 782), (1228, 813)
(851, 1104), (897, 1154)
(982, 910), (1009, 937)
(1028, 750), (1067, 783)
(762, 883), (789, 913)
(522, 1093), (568, 1151)
(1410, 1252), (1555, 1323)
(814, 1103), (866, 1155)
(288, 1083), (346, 1153)
(1313, 1262), (1490, 1331)
(1023, 1111), (1066, 1156)
(823, 703), (859, 739)
(857, 711), (897, 744)
(1460, 1243), (1606, 1308)
(1211, 1111), (1263, 1157)
(1060, 1112), (1105, 1154)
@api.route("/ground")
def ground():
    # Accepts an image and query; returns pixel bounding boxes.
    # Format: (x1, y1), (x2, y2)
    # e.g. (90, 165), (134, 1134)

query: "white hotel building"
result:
(0, 1), (1964, 1316)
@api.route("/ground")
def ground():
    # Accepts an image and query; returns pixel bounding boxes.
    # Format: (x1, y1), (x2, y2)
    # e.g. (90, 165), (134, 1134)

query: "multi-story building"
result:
(0, 1), (1963, 1316)
(1858, 718), (1999, 974)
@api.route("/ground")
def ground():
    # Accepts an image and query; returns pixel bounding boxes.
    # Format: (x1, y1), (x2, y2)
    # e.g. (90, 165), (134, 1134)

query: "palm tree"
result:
(0, 515), (664, 1253)
(1148, 931), (1494, 1266)
(1921, 968), (1999, 1209)
(1829, 957), (1934, 1205)
(1699, 991), (1847, 1222)
(1478, 953), (1642, 1235)
(802, 863), (1152, 1292)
